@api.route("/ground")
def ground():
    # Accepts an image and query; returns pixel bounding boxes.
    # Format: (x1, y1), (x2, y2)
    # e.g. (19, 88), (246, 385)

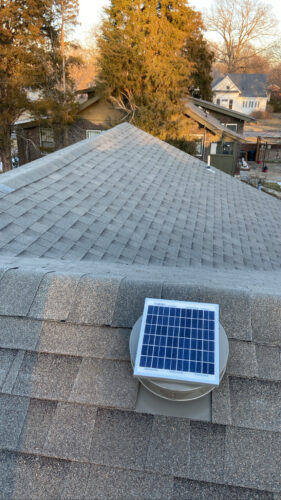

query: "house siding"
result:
(205, 111), (244, 135)
(79, 98), (124, 127)
(213, 75), (269, 115)
(16, 99), (125, 166)
(214, 94), (268, 115)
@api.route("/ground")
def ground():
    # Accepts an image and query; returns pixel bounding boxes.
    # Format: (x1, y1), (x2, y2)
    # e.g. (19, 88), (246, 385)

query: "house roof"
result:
(213, 74), (268, 98)
(1, 123), (280, 268)
(14, 93), (104, 129)
(0, 123), (281, 498)
(190, 96), (255, 122)
(78, 92), (104, 112)
(183, 100), (248, 142)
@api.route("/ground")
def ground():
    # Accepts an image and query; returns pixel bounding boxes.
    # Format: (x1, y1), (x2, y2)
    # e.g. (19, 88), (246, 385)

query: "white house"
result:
(212, 74), (270, 115)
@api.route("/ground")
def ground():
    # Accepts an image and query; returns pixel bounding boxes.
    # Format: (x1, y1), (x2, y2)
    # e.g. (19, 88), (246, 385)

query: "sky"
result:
(76, 0), (281, 43)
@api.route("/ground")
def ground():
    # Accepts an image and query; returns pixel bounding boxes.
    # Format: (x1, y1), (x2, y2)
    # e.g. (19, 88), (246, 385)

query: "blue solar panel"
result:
(134, 299), (219, 386)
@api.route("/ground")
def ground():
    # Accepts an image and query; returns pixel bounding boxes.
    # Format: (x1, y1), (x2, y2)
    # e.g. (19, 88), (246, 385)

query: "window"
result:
(226, 85), (230, 89)
(190, 135), (204, 156)
(226, 123), (237, 132)
(86, 130), (102, 139)
(229, 99), (233, 109)
(40, 128), (55, 148)
(210, 142), (234, 155)
(216, 99), (220, 105)
(220, 123), (238, 132)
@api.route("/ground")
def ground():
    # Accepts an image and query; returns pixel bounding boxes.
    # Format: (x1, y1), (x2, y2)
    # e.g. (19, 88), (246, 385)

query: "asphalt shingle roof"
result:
(0, 123), (281, 270)
(0, 123), (281, 499)
(213, 73), (268, 98)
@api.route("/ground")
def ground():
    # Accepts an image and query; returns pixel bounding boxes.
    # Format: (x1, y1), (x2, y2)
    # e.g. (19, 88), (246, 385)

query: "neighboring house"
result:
(212, 74), (270, 115)
(15, 91), (254, 176)
(0, 124), (281, 498)
(15, 88), (125, 165)
(185, 97), (254, 175)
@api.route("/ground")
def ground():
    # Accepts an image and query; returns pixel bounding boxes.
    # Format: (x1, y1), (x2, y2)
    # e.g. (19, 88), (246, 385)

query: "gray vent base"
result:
(135, 384), (211, 421)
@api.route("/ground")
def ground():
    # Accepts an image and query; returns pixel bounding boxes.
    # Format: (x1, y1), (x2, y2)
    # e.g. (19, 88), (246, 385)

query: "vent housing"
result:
(130, 298), (229, 402)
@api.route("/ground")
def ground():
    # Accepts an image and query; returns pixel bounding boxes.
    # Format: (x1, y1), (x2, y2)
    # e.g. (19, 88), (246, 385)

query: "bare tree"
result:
(206, 0), (278, 73)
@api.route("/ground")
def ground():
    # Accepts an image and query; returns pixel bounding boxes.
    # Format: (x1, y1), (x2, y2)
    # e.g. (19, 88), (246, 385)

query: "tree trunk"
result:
(0, 129), (12, 172)
(63, 126), (69, 147)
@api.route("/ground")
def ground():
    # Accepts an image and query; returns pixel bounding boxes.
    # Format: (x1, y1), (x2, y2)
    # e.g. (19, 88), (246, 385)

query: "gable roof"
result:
(78, 92), (104, 112)
(213, 74), (268, 97)
(190, 96), (255, 122)
(183, 100), (248, 142)
(0, 123), (281, 498)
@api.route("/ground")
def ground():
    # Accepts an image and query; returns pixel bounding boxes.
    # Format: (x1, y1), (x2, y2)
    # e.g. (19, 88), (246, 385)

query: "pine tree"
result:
(97, 0), (213, 140)
(37, 0), (80, 148)
(185, 36), (214, 101)
(0, 0), (52, 172)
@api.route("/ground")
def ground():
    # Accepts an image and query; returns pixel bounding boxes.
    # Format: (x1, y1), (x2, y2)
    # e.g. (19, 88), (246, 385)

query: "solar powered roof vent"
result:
(130, 298), (229, 402)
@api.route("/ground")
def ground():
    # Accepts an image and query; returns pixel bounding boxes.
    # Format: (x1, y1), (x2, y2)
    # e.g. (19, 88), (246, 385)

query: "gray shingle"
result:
(173, 478), (274, 500)
(112, 278), (163, 327)
(68, 276), (121, 325)
(229, 377), (281, 431)
(256, 345), (281, 381)
(89, 409), (153, 470)
(12, 352), (81, 401)
(212, 375), (232, 425)
(43, 402), (96, 461)
(28, 273), (81, 320)
(161, 283), (205, 304)
(0, 269), (44, 317)
(204, 288), (252, 341)
(0, 450), (19, 500)
(189, 421), (225, 483)
(1, 350), (25, 394)
(146, 416), (190, 476)
(69, 358), (138, 409)
(20, 399), (57, 454)
(12, 454), (70, 500)
(227, 341), (258, 378)
(0, 317), (42, 351)
(251, 295), (281, 345)
(0, 394), (29, 450)
(83, 465), (173, 500)
(61, 463), (91, 499)
(38, 322), (130, 359)
(0, 349), (16, 387)
(224, 427), (281, 492)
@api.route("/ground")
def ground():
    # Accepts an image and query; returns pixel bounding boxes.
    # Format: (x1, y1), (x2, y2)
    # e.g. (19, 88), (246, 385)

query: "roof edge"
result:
(1, 257), (281, 343)
(190, 97), (255, 122)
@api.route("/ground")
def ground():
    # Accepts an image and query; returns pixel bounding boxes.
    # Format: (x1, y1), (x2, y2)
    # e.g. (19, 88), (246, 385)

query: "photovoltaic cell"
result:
(134, 298), (219, 386)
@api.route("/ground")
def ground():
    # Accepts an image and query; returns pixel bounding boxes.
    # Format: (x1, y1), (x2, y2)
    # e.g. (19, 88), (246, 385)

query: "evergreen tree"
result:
(0, 0), (52, 172)
(36, 0), (80, 148)
(185, 36), (214, 101)
(97, 0), (213, 140)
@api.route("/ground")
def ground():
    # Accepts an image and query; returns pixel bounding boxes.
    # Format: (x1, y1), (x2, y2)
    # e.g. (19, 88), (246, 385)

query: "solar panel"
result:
(134, 298), (220, 386)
